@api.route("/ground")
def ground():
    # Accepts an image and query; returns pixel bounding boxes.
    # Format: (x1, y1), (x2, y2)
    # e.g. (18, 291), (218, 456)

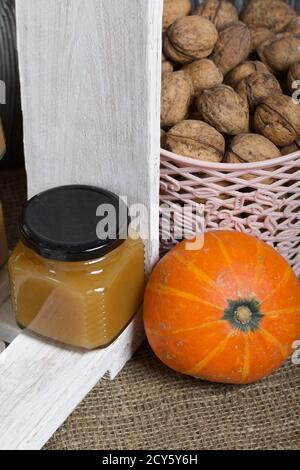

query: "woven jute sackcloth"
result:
(0, 170), (299, 450)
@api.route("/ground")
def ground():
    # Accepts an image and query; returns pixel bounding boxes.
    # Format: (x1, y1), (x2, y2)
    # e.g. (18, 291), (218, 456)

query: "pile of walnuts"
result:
(161, 0), (300, 164)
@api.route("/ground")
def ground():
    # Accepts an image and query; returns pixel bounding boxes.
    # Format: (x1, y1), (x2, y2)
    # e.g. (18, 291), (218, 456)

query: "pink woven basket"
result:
(160, 149), (300, 275)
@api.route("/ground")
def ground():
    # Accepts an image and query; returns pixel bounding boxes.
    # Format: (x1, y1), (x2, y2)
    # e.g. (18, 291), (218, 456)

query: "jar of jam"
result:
(8, 185), (145, 349)
(0, 201), (8, 268)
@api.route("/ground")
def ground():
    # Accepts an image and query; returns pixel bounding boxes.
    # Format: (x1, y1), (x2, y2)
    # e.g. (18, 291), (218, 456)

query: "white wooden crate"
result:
(0, 0), (162, 450)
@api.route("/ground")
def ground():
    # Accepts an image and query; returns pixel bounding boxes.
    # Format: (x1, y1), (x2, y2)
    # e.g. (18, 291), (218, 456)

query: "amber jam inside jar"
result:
(0, 202), (8, 268)
(8, 185), (145, 349)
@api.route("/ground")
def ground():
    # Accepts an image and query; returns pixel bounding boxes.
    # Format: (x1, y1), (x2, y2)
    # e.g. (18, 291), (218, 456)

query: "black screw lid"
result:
(20, 185), (129, 262)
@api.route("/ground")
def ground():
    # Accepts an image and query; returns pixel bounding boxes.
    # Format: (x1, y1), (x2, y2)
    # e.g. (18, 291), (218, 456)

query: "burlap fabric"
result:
(0, 170), (299, 450)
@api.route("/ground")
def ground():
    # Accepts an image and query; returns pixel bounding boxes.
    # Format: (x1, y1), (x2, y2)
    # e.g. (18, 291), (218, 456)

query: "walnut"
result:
(286, 17), (300, 35)
(182, 59), (223, 96)
(161, 71), (193, 129)
(287, 62), (300, 94)
(250, 28), (273, 53)
(258, 33), (300, 72)
(225, 133), (281, 182)
(212, 21), (251, 75)
(193, 0), (238, 31)
(241, 0), (297, 33)
(197, 84), (249, 135)
(165, 120), (225, 162)
(254, 94), (300, 146)
(235, 72), (282, 112)
(281, 137), (300, 156)
(225, 133), (281, 163)
(162, 54), (174, 75)
(163, 0), (192, 32)
(225, 61), (269, 89)
(163, 16), (218, 64)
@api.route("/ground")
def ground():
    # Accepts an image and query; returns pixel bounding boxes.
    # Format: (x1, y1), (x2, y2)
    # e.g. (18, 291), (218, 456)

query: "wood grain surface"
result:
(0, 0), (163, 450)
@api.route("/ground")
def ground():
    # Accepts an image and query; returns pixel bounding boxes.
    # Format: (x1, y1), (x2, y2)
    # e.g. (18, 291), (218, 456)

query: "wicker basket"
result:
(160, 148), (300, 274)
(160, 0), (300, 274)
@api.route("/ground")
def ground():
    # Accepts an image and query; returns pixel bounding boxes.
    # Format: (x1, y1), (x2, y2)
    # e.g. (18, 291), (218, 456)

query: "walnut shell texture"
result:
(286, 17), (300, 35)
(281, 137), (300, 156)
(197, 84), (250, 135)
(161, 71), (193, 129)
(212, 21), (251, 74)
(250, 27), (274, 53)
(182, 59), (223, 95)
(225, 133), (281, 164)
(193, 0), (238, 31)
(163, 16), (218, 64)
(287, 62), (300, 94)
(225, 60), (269, 88)
(165, 119), (225, 162)
(162, 55), (174, 75)
(163, 0), (192, 32)
(254, 94), (300, 146)
(225, 133), (281, 182)
(235, 71), (282, 112)
(241, 0), (297, 33)
(258, 33), (300, 72)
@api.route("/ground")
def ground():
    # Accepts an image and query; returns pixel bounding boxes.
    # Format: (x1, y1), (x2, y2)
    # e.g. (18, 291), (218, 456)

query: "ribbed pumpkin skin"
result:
(144, 231), (300, 384)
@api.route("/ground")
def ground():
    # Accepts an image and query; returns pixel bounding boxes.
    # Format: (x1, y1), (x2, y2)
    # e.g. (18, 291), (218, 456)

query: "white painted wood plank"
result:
(0, 298), (20, 344)
(0, 0), (162, 450)
(0, 266), (9, 307)
(0, 298), (144, 379)
(16, 0), (162, 271)
(0, 311), (143, 450)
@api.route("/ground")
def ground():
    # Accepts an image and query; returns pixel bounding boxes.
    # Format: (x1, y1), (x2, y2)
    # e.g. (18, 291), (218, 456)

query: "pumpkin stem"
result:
(235, 306), (252, 326)
(223, 297), (262, 333)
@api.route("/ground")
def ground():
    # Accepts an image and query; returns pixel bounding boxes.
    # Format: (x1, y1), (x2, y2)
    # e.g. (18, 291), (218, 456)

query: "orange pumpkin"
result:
(144, 231), (300, 384)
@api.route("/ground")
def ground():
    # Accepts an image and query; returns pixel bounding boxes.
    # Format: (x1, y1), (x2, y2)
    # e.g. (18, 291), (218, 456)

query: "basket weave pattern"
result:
(160, 0), (300, 272)
(160, 150), (300, 275)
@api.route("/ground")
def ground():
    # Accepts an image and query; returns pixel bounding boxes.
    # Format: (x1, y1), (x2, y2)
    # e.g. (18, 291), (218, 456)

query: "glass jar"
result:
(8, 185), (145, 350)
(0, 201), (8, 268)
